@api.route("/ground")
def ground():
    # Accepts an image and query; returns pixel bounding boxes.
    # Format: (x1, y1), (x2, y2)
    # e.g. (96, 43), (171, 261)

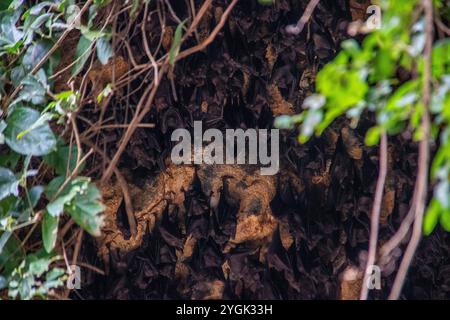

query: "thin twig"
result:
(360, 132), (388, 300)
(176, 0), (238, 61)
(83, 139), (137, 236)
(380, 191), (417, 260)
(388, 0), (433, 300)
(435, 14), (450, 36)
(182, 0), (213, 42)
(142, 2), (160, 85)
(69, 114), (82, 167)
(285, 0), (320, 35)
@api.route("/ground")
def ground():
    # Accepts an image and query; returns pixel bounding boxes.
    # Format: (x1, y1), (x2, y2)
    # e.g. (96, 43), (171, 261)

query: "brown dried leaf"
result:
(267, 84), (295, 116)
(279, 220), (294, 250)
(265, 43), (277, 71)
(339, 266), (363, 300)
(162, 26), (174, 52)
(349, 0), (371, 21)
(192, 280), (225, 300)
(380, 189), (395, 225)
(341, 126), (363, 160)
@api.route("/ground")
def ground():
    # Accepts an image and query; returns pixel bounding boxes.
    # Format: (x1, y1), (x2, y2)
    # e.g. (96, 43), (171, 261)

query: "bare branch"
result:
(388, 0), (433, 300)
(285, 0), (320, 35)
(360, 132), (388, 300)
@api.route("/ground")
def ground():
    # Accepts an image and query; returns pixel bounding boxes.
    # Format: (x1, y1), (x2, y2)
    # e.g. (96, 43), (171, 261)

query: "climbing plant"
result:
(0, 0), (110, 299)
(276, 0), (449, 299)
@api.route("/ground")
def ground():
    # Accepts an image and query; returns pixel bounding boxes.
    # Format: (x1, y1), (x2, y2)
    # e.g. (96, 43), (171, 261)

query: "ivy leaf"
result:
(45, 176), (84, 217)
(42, 212), (59, 253)
(0, 231), (12, 255)
(65, 4), (81, 27)
(72, 35), (92, 76)
(43, 267), (65, 290)
(27, 250), (53, 276)
(10, 65), (25, 86)
(66, 183), (104, 236)
(22, 41), (51, 72)
(27, 185), (44, 209)
(4, 107), (56, 156)
(169, 20), (186, 67)
(0, 120), (6, 144)
(0, 9), (24, 51)
(0, 231), (23, 274)
(23, 13), (54, 45)
(0, 0), (12, 11)
(96, 35), (113, 65)
(8, 0), (24, 11)
(29, 1), (54, 16)
(0, 167), (19, 201)
(13, 70), (48, 105)
(45, 176), (104, 235)
(0, 275), (6, 289)
(44, 144), (83, 176)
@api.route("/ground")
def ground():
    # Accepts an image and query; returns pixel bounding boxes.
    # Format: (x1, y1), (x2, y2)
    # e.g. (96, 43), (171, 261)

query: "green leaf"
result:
(27, 251), (52, 276)
(22, 40), (51, 72)
(14, 71), (48, 105)
(45, 176), (83, 217)
(45, 176), (104, 235)
(29, 2), (54, 15)
(79, 25), (105, 41)
(0, 275), (6, 289)
(0, 0), (13, 11)
(8, 0), (24, 11)
(10, 65), (25, 87)
(65, 4), (81, 27)
(0, 9), (24, 51)
(316, 61), (368, 110)
(274, 115), (294, 129)
(27, 185), (44, 209)
(365, 126), (382, 146)
(97, 83), (112, 104)
(258, 0), (273, 5)
(0, 120), (5, 144)
(0, 166), (19, 201)
(441, 210), (450, 232)
(42, 212), (59, 253)
(66, 183), (104, 236)
(0, 231), (11, 255)
(432, 39), (450, 79)
(169, 20), (186, 67)
(94, 0), (112, 7)
(96, 35), (113, 65)
(0, 232), (24, 274)
(16, 112), (53, 140)
(72, 35), (92, 76)
(4, 107), (56, 156)
(44, 144), (83, 176)
(424, 199), (441, 235)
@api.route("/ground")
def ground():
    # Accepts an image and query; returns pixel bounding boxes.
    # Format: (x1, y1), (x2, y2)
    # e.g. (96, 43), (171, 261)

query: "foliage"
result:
(275, 0), (450, 235)
(0, 0), (107, 299)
